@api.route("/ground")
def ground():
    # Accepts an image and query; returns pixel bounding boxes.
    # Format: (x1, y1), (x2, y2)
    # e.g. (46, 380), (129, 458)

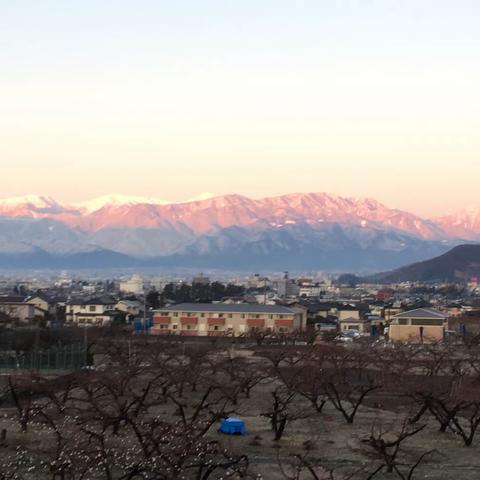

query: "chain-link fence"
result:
(0, 343), (87, 372)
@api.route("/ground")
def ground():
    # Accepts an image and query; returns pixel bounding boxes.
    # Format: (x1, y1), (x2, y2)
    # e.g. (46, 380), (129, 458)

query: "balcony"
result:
(180, 317), (198, 325)
(247, 318), (265, 327)
(207, 330), (225, 336)
(207, 317), (226, 325)
(151, 328), (170, 335)
(180, 330), (198, 336)
(275, 319), (294, 328)
(153, 316), (171, 325)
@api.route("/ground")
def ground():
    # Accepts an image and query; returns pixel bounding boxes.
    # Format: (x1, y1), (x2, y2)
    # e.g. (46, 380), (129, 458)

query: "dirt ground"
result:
(211, 384), (480, 479)
(1, 367), (480, 479)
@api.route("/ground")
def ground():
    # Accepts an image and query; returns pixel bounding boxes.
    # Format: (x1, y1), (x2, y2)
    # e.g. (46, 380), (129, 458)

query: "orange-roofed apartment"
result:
(152, 303), (305, 336)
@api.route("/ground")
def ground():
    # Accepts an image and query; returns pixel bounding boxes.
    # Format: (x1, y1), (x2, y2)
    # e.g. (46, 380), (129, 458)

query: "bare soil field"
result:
(1, 341), (480, 479)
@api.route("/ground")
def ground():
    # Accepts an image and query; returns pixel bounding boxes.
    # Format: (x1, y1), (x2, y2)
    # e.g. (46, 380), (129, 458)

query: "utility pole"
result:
(143, 287), (147, 333)
(83, 324), (88, 367)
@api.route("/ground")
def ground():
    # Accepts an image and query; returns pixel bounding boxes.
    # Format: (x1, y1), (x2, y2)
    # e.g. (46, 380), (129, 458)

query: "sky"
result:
(0, 1), (479, 217)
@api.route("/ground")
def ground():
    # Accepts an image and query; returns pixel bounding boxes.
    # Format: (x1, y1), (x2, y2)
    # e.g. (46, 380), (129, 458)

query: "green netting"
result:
(0, 344), (87, 371)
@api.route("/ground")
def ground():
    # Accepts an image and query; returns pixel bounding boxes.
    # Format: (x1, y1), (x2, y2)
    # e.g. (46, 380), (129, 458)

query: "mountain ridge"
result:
(367, 244), (480, 283)
(0, 192), (453, 236)
(0, 192), (475, 271)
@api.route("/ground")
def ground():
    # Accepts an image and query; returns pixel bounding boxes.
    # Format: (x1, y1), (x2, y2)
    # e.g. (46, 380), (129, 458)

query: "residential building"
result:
(152, 303), (304, 336)
(445, 304), (463, 317)
(337, 305), (360, 321)
(339, 317), (371, 334)
(383, 306), (404, 321)
(65, 298), (116, 326)
(388, 308), (448, 343)
(376, 288), (395, 301)
(0, 302), (35, 324)
(115, 300), (142, 321)
(25, 294), (60, 318)
(298, 283), (323, 298)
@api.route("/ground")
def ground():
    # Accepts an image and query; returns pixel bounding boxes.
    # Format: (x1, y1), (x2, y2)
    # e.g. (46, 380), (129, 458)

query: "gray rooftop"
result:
(157, 303), (296, 314)
(339, 317), (370, 323)
(393, 308), (447, 320)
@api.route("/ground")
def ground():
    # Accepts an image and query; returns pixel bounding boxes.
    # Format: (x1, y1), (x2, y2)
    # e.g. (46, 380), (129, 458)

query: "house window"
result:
(163, 312), (169, 316)
(89, 306), (96, 312)
(200, 313), (205, 317)
(228, 314), (233, 318)
(81, 305), (86, 310)
(214, 325), (219, 331)
(173, 312), (178, 317)
(172, 324), (178, 330)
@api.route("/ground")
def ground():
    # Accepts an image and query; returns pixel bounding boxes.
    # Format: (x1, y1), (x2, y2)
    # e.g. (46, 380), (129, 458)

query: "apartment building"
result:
(152, 303), (304, 336)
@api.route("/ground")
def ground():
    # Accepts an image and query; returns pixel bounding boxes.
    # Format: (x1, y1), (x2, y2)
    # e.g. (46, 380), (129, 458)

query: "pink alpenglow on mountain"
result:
(0, 192), (473, 270)
(0, 192), (453, 238)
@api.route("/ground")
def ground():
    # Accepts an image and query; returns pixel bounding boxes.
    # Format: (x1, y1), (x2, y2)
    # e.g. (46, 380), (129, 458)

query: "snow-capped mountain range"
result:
(0, 192), (477, 271)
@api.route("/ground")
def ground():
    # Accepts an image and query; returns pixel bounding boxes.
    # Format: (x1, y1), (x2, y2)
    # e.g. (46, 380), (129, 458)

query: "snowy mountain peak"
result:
(0, 194), (59, 209)
(72, 192), (218, 212)
(434, 209), (480, 239)
(73, 194), (170, 213)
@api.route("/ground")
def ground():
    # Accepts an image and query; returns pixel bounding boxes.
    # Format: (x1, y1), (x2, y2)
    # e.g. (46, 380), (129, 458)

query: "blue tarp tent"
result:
(218, 417), (246, 435)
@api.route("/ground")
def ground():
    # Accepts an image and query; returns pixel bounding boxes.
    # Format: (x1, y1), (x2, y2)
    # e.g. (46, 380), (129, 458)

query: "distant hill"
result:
(0, 248), (139, 269)
(368, 244), (480, 283)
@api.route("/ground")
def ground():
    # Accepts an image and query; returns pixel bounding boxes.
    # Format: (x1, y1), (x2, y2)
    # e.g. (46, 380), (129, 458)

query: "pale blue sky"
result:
(0, 1), (479, 216)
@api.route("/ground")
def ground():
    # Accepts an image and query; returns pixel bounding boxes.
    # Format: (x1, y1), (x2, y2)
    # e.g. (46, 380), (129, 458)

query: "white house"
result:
(65, 298), (116, 326)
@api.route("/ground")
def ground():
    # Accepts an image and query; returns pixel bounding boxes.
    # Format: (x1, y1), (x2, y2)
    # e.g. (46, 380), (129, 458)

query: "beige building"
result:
(115, 300), (142, 321)
(339, 317), (371, 334)
(388, 308), (448, 343)
(66, 299), (116, 326)
(152, 303), (304, 336)
(0, 302), (36, 324)
(383, 306), (404, 321)
(337, 306), (360, 321)
(25, 295), (50, 312)
(119, 274), (145, 295)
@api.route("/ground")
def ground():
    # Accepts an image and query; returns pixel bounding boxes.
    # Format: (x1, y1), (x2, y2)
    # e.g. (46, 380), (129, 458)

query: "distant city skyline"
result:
(1, 1), (479, 217)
